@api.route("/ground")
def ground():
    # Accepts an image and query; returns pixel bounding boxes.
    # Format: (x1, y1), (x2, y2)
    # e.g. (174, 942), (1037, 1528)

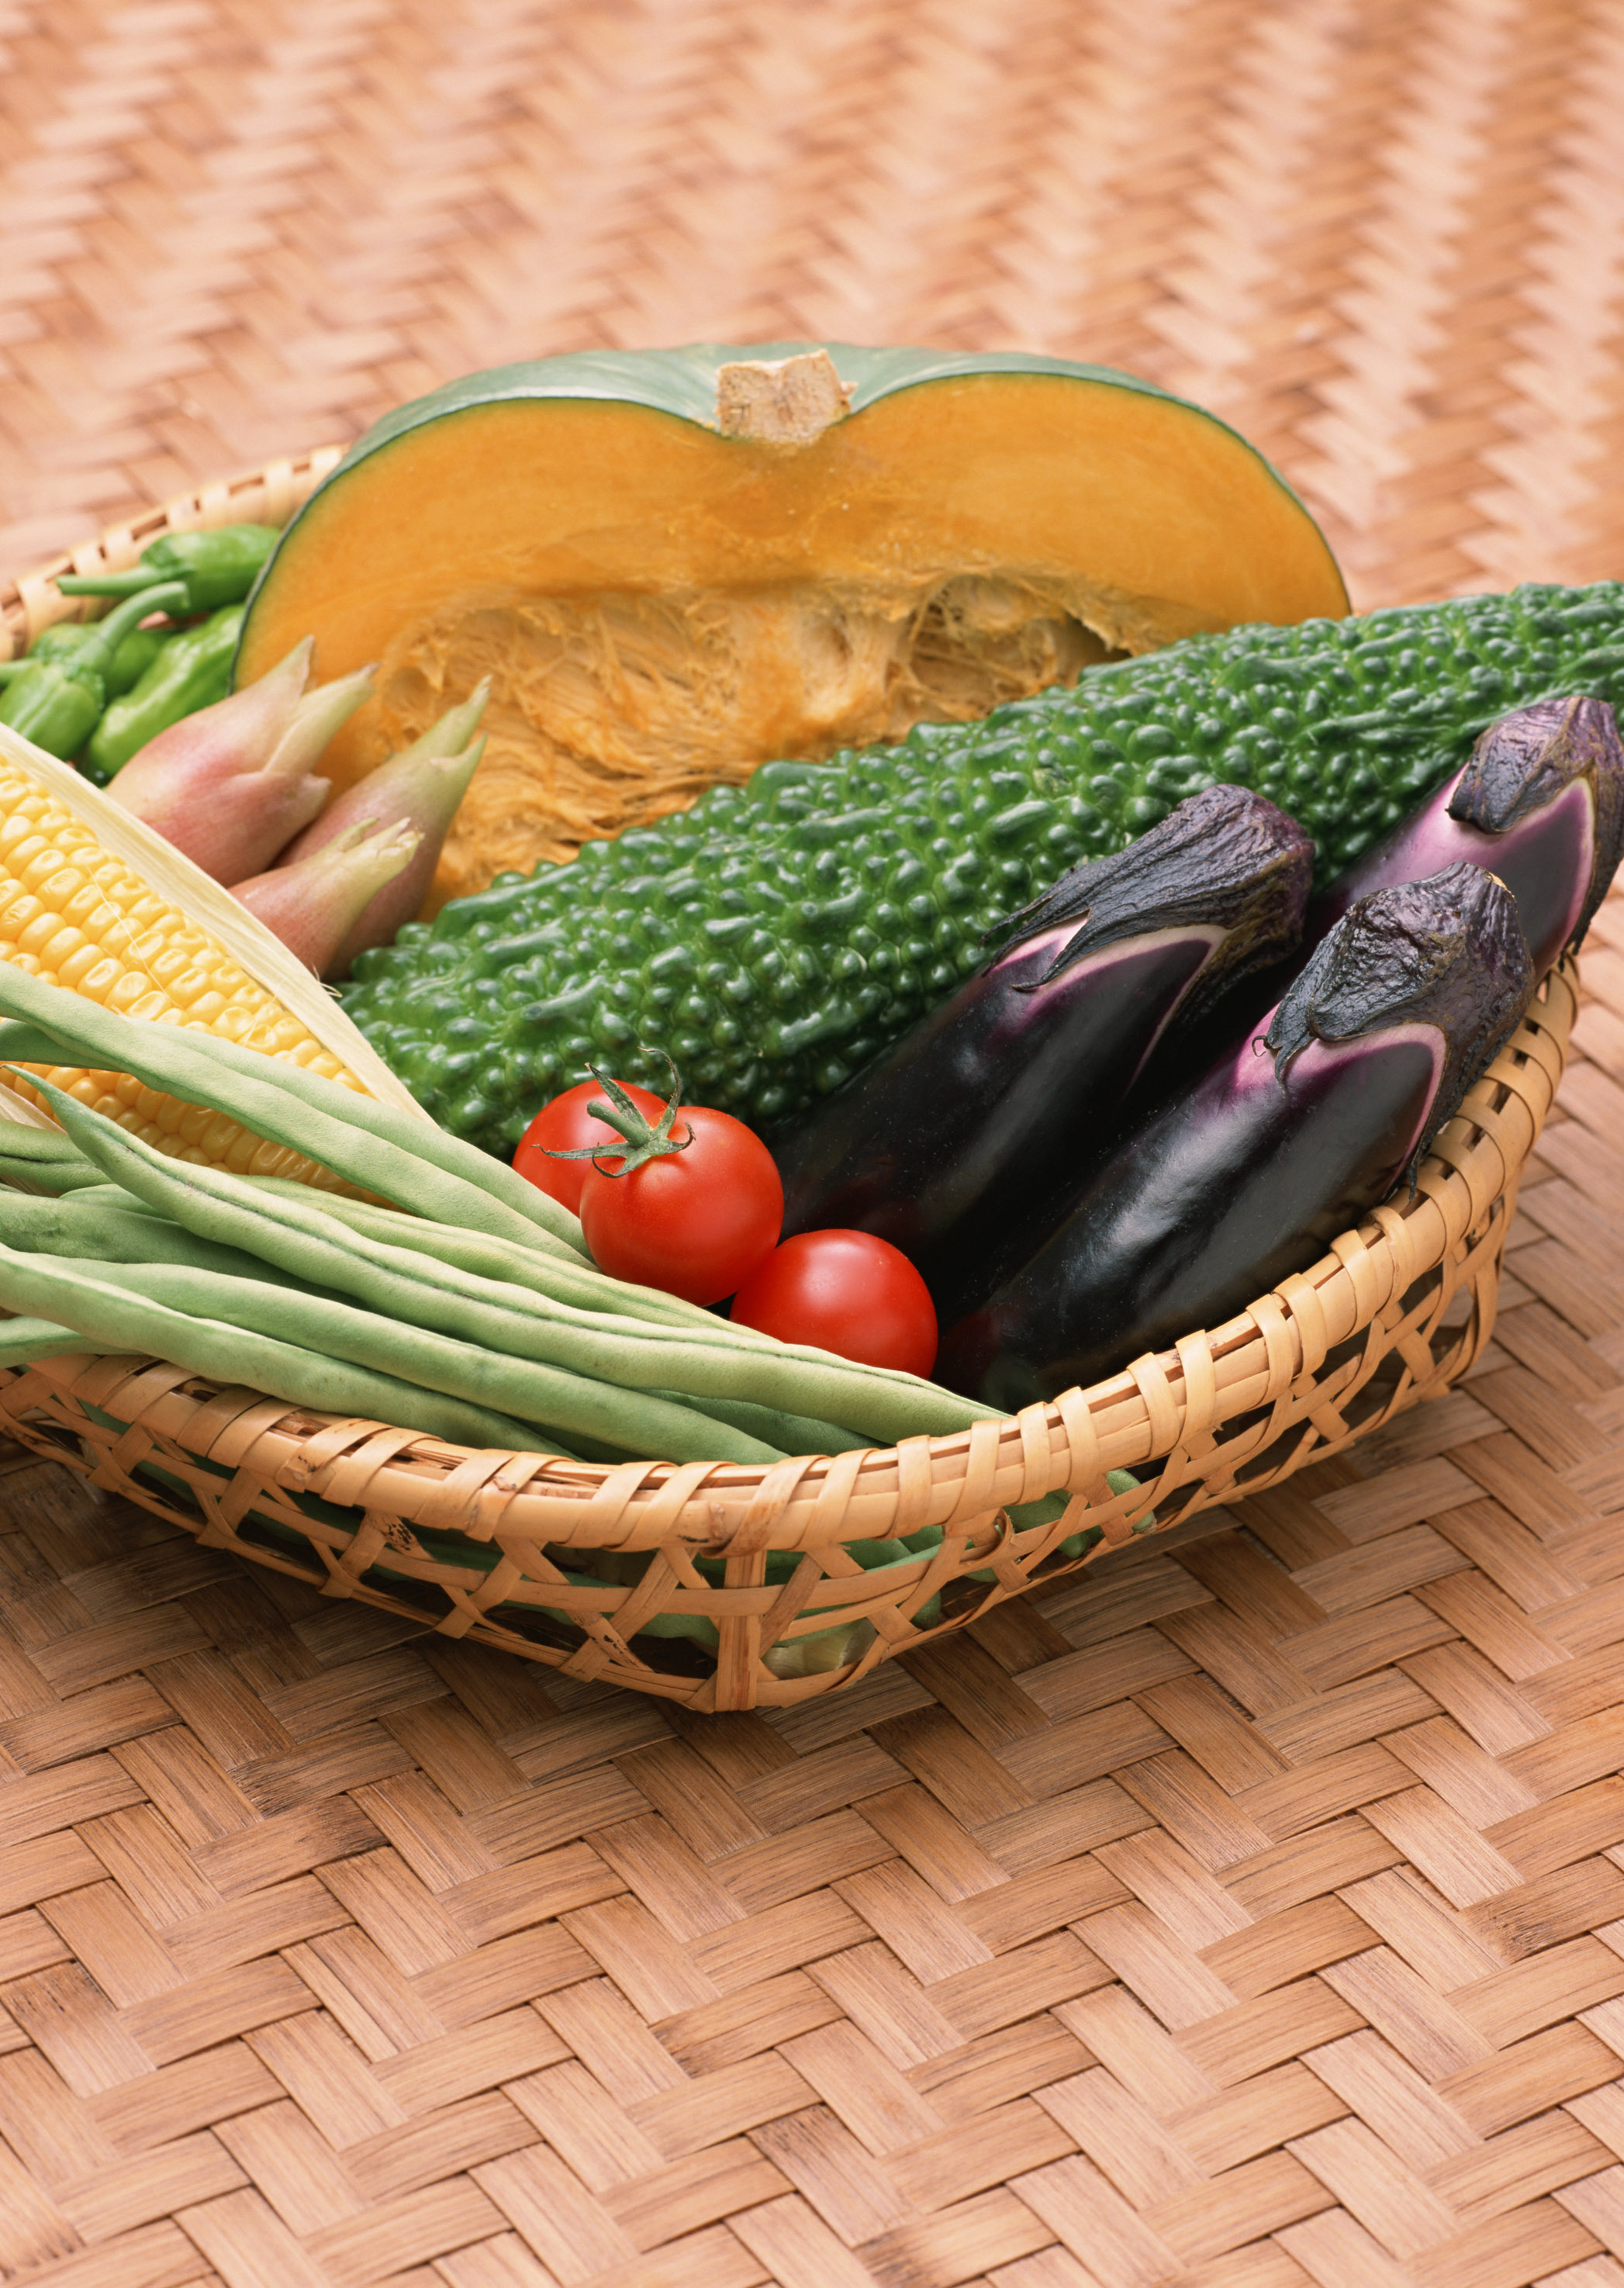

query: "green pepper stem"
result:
(80, 582), (187, 670)
(55, 567), (161, 600)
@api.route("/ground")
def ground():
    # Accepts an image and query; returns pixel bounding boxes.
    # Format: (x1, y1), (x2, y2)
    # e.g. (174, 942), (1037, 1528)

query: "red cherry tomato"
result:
(579, 1104), (783, 1305)
(731, 1229), (938, 1377)
(513, 1077), (667, 1214)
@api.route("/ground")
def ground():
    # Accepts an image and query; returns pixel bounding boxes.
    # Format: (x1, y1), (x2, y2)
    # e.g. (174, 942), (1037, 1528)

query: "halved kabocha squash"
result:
(236, 343), (1349, 911)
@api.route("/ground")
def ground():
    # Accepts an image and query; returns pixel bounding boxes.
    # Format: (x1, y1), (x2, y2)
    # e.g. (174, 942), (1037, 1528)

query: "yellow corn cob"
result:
(0, 739), (425, 1184)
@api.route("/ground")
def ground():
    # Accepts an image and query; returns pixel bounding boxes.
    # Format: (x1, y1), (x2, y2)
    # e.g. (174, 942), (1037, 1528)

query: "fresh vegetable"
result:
(0, 1187), (323, 1287)
(230, 1176), (968, 1443)
(573, 1072), (783, 1305)
(940, 865), (1536, 1410)
(237, 342), (1346, 911)
(272, 685), (489, 970)
(513, 1076), (667, 1214)
(0, 718), (417, 1180)
(0, 1118), (106, 1194)
(4, 616), (172, 699)
(35, 1244), (788, 1467)
(774, 785), (1312, 1321)
(248, 1177), (747, 1334)
(0, 959), (586, 1256)
(1306, 694), (1624, 976)
(0, 989), (1014, 1461)
(0, 585), (186, 758)
(1204, 694), (1624, 1061)
(84, 604), (245, 785)
(0, 1236), (584, 1457)
(0, 1046), (1079, 1689)
(109, 638), (373, 883)
(732, 1230), (938, 1377)
(230, 820), (421, 978)
(58, 524), (278, 615)
(0, 1313), (126, 1368)
(343, 580), (1624, 1156)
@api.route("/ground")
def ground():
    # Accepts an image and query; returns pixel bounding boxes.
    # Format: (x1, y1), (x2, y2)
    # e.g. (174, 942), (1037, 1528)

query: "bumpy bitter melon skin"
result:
(343, 582), (1624, 1156)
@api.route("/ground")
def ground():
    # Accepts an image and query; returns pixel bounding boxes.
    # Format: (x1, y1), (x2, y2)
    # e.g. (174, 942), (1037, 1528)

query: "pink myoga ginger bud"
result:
(109, 639), (375, 884)
(231, 817), (422, 980)
(276, 682), (490, 971)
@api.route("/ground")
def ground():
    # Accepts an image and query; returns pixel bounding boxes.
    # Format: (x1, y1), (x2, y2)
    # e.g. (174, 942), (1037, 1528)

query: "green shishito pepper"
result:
(55, 523), (278, 617)
(81, 603), (245, 785)
(0, 584), (186, 759)
(21, 616), (171, 697)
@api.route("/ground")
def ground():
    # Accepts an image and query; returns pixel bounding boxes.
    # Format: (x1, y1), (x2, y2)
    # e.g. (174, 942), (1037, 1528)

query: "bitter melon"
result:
(342, 581), (1624, 1156)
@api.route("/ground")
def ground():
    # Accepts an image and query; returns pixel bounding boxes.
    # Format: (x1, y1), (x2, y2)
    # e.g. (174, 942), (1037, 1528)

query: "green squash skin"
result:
(256, 339), (1318, 526)
(342, 582), (1624, 1160)
(236, 341), (1339, 679)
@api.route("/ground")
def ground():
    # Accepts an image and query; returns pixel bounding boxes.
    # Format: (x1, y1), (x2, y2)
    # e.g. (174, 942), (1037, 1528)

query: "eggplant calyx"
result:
(1266, 861), (1535, 1168)
(1449, 694), (1624, 954)
(1451, 694), (1595, 831)
(992, 783), (1314, 997)
(539, 1056), (694, 1178)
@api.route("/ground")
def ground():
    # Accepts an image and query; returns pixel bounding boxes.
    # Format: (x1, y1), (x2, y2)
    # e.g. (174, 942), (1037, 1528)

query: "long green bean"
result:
(0, 982), (948, 1418)
(0, 1243), (589, 1456)
(3, 994), (976, 1424)
(241, 1175), (928, 1364)
(59, 1183), (168, 1218)
(0, 1313), (130, 1367)
(72, 1254), (788, 1466)
(649, 1385), (870, 1457)
(31, 1077), (1003, 1446)
(0, 967), (588, 1257)
(1, 1191), (324, 1290)
(245, 1179), (735, 1336)
(0, 1122), (103, 1194)
(257, 1182), (985, 1422)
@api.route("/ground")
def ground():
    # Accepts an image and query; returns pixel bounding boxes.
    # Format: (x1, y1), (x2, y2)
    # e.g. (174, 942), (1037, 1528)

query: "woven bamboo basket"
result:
(0, 468), (1578, 1710)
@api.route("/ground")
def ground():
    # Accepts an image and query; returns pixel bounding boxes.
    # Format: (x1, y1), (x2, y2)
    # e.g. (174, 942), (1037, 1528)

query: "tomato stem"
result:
(538, 1056), (694, 1178)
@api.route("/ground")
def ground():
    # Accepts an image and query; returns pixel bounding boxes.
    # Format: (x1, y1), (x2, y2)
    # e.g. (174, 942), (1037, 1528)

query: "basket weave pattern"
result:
(0, 452), (344, 662)
(0, 967), (1574, 1711)
(0, 927), (1619, 2285)
(5, 9), (1624, 2278)
(0, 460), (1579, 1709)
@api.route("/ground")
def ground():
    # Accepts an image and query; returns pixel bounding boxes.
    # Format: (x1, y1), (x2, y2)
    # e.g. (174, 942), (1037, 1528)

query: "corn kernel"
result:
(56, 943), (109, 994)
(38, 928), (86, 973)
(0, 758), (375, 1187)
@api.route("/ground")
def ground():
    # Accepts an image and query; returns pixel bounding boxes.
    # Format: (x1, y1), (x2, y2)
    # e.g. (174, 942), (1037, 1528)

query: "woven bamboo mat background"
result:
(3, 0), (1624, 607)
(5, 3), (1624, 2286)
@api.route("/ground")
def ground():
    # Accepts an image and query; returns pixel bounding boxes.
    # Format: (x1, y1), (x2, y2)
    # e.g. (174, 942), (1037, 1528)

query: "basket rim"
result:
(0, 449), (345, 656)
(5, 984), (1574, 1555)
(0, 468), (1577, 1556)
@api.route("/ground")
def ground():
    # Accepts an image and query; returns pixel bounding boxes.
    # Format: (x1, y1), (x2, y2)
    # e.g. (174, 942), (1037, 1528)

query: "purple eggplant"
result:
(1193, 694), (1624, 1070)
(1312, 694), (1624, 975)
(938, 864), (1535, 1412)
(772, 786), (1313, 1323)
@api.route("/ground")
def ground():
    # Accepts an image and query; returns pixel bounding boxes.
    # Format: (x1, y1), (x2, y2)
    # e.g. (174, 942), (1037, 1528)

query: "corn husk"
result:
(0, 718), (425, 1156)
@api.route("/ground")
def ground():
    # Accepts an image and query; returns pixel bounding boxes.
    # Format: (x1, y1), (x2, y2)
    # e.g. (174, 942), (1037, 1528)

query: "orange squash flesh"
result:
(238, 355), (1348, 912)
